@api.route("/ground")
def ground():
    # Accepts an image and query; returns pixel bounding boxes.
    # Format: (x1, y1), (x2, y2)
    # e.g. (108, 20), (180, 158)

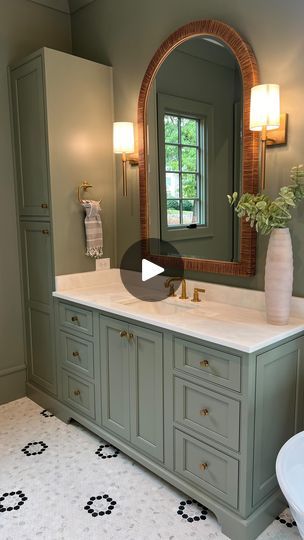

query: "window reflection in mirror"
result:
(146, 36), (242, 262)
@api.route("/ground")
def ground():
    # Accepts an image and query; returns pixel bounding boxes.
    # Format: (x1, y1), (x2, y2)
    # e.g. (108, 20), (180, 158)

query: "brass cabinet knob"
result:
(128, 332), (134, 341)
(200, 463), (208, 472)
(120, 330), (128, 338)
(73, 389), (81, 396)
(72, 351), (79, 357)
(200, 360), (209, 368)
(42, 229), (49, 235)
(200, 408), (209, 416)
(71, 316), (79, 322)
(41, 203), (48, 209)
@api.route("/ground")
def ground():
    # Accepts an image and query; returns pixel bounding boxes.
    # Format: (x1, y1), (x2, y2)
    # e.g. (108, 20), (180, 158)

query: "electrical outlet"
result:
(95, 258), (110, 271)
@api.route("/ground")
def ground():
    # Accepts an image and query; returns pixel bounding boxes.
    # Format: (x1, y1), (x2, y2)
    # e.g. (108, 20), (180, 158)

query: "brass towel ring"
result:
(78, 181), (101, 204)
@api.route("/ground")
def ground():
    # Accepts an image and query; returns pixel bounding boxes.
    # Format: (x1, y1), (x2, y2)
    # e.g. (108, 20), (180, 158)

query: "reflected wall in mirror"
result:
(138, 20), (260, 276)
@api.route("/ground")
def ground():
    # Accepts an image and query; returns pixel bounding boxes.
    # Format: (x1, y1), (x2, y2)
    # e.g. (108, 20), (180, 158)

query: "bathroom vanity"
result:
(25, 271), (304, 540)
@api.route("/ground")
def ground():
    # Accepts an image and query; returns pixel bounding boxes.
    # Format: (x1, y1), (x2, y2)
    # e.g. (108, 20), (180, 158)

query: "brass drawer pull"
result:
(73, 389), (81, 396)
(200, 360), (209, 368)
(71, 316), (79, 322)
(41, 203), (48, 209)
(200, 462), (208, 472)
(72, 351), (79, 357)
(42, 229), (49, 235)
(200, 408), (209, 416)
(120, 330), (134, 340)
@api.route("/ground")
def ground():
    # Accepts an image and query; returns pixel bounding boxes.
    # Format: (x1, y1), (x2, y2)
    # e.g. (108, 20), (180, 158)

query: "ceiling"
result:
(29, 0), (95, 14)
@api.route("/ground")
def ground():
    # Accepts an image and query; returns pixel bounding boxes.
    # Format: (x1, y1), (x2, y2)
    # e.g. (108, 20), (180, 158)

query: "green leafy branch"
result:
(227, 164), (304, 235)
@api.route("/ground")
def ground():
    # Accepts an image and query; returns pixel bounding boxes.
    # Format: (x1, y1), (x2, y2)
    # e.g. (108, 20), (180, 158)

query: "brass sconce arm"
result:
(121, 152), (139, 197)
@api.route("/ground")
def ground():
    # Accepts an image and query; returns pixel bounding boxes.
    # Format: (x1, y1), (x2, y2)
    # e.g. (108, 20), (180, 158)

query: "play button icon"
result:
(120, 237), (184, 301)
(142, 259), (164, 282)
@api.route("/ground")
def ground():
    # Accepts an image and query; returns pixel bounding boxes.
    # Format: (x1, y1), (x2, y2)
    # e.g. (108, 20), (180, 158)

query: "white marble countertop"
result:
(53, 270), (304, 353)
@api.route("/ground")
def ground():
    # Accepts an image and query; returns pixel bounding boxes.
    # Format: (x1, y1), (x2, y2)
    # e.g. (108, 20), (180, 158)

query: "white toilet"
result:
(276, 431), (304, 538)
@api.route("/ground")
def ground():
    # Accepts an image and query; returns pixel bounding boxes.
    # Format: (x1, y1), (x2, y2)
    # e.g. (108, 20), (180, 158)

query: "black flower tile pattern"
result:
(40, 409), (53, 418)
(177, 499), (208, 523)
(84, 494), (117, 517)
(21, 441), (48, 456)
(95, 442), (120, 459)
(0, 491), (28, 512)
(0, 397), (298, 538)
(276, 514), (297, 529)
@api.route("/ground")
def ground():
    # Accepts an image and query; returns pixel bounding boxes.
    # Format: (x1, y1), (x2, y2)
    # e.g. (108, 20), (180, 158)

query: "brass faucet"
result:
(191, 287), (206, 303)
(164, 277), (188, 300)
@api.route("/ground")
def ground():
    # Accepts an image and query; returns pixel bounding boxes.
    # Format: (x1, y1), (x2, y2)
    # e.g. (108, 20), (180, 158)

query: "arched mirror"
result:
(138, 20), (259, 276)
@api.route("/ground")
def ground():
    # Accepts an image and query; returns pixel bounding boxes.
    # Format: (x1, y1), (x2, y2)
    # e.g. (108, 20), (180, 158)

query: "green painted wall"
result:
(71, 0), (304, 296)
(0, 0), (71, 404)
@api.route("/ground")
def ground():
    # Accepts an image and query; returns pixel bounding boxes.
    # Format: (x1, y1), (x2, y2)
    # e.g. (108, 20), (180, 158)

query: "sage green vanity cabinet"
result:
(20, 221), (56, 394)
(31, 298), (304, 540)
(100, 315), (164, 461)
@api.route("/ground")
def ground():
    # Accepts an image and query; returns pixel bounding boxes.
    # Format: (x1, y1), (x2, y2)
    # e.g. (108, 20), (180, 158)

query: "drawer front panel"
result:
(60, 332), (94, 378)
(174, 378), (240, 451)
(174, 429), (239, 508)
(62, 371), (95, 419)
(174, 338), (241, 392)
(59, 303), (93, 336)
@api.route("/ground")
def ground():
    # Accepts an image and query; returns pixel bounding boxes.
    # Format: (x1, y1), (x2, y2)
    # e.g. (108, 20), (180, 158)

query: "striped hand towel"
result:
(81, 200), (103, 258)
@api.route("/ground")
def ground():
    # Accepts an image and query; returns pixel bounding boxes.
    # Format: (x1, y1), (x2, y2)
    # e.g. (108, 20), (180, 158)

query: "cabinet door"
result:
(129, 325), (164, 461)
(20, 222), (56, 394)
(10, 55), (50, 217)
(100, 316), (130, 440)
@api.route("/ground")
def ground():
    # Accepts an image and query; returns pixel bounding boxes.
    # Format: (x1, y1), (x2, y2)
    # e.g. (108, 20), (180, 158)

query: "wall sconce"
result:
(250, 84), (288, 190)
(113, 122), (139, 196)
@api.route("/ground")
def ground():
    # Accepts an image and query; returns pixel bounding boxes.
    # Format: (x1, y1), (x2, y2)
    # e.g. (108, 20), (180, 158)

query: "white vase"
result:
(265, 228), (293, 325)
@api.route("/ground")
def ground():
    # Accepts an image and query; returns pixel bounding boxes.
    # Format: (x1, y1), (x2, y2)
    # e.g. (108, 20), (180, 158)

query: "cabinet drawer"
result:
(174, 429), (239, 508)
(62, 371), (95, 419)
(174, 338), (241, 392)
(60, 332), (94, 379)
(174, 378), (240, 451)
(59, 303), (93, 336)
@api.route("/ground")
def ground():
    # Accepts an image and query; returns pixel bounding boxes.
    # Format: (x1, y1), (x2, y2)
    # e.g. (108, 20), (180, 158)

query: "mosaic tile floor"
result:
(0, 397), (300, 540)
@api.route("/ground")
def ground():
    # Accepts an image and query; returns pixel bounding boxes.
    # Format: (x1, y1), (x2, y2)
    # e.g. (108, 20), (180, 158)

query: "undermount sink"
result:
(118, 297), (196, 316)
(118, 297), (221, 318)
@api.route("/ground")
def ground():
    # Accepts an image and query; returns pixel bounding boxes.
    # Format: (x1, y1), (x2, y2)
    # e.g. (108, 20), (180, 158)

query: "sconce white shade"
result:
(113, 122), (135, 154)
(250, 84), (280, 131)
